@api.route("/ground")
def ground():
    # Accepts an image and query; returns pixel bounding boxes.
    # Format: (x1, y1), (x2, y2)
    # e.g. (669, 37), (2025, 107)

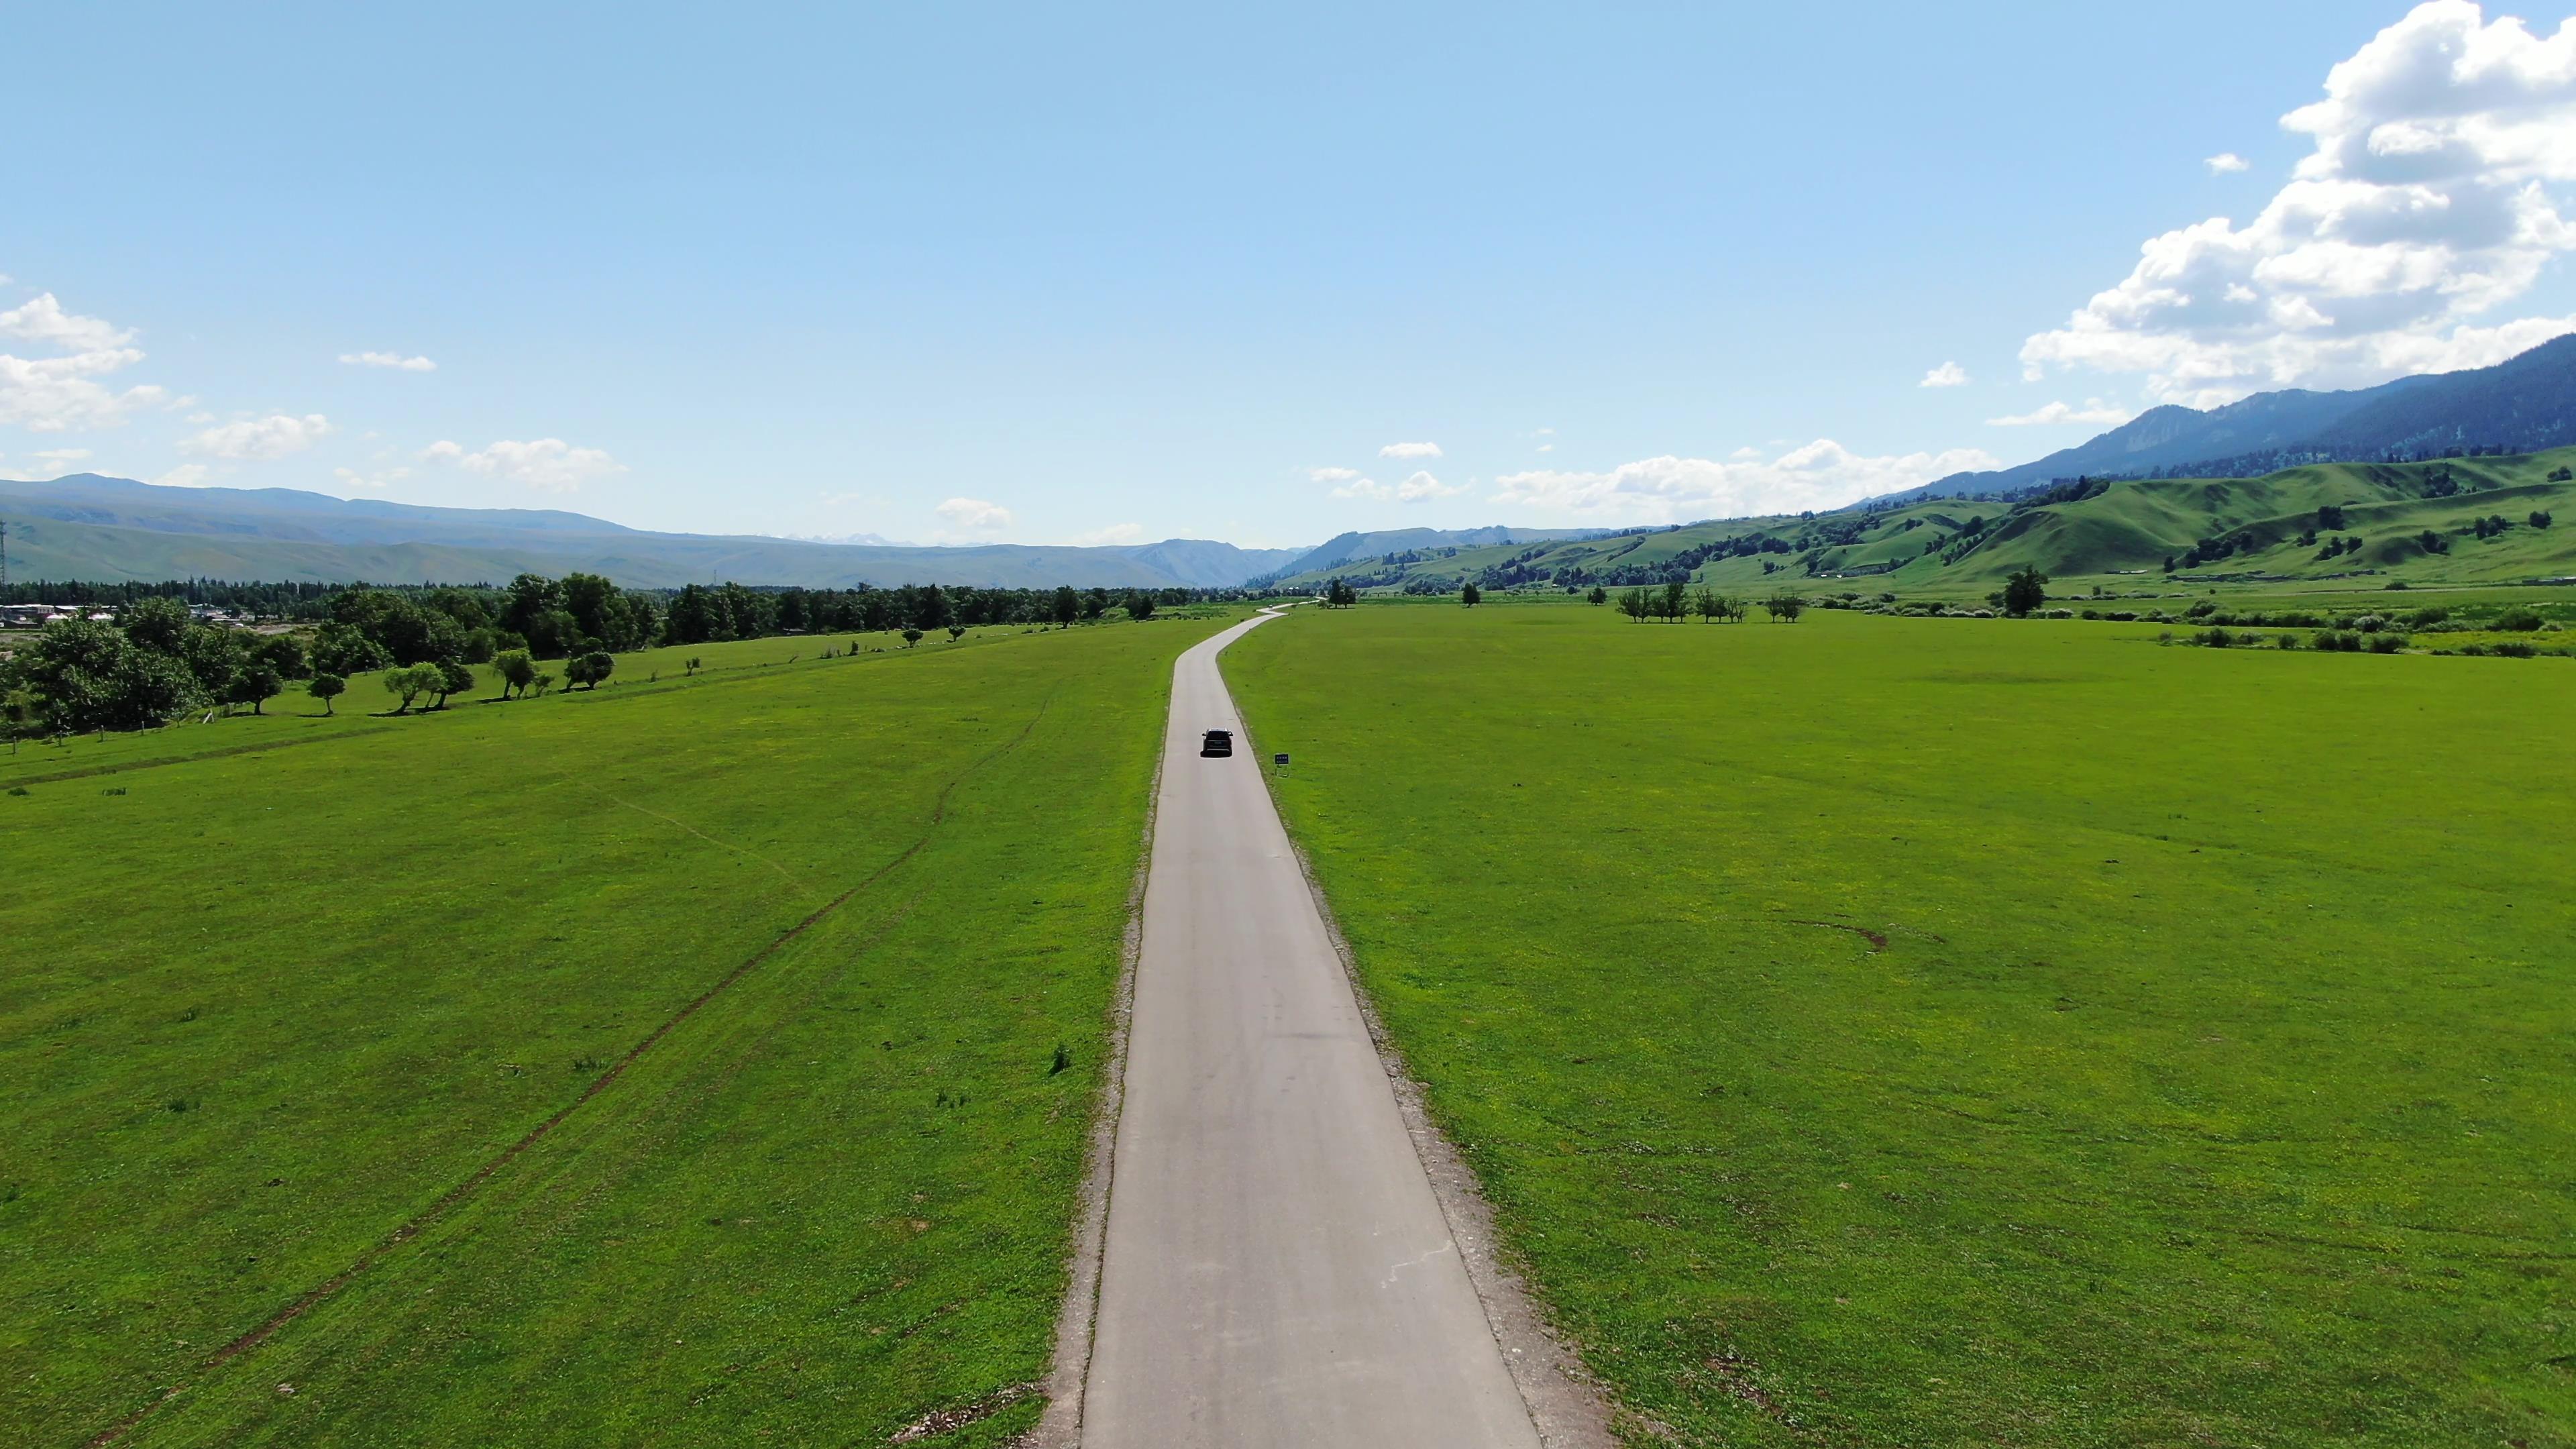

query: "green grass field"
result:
(1, 616), (1223, 1447)
(1225, 602), (2574, 1447)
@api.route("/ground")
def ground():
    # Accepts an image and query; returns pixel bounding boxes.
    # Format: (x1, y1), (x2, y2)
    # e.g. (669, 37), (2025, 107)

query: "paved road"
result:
(1083, 610), (1544, 1448)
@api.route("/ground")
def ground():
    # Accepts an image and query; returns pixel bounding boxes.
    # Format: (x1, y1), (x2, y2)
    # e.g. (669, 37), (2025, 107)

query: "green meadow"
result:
(1225, 602), (2573, 1447)
(1, 617), (1220, 1448)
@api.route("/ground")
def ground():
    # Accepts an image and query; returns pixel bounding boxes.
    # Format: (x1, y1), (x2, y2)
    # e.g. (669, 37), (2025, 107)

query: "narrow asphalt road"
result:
(1082, 609), (1544, 1448)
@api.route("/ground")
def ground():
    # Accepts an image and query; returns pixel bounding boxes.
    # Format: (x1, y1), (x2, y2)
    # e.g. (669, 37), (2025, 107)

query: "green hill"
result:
(1275, 448), (2576, 598)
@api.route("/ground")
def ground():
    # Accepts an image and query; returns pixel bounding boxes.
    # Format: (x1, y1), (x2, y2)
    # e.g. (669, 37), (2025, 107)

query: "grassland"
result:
(1224, 602), (2573, 1447)
(1, 614), (1226, 1447)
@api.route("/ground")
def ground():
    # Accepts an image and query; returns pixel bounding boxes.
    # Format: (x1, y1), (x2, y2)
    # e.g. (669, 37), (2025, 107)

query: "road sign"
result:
(1274, 753), (1289, 768)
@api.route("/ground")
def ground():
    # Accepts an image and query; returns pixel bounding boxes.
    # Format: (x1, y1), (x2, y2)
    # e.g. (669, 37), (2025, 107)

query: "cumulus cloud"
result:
(2206, 152), (2252, 174)
(333, 465), (411, 490)
(152, 464), (211, 488)
(184, 413), (333, 460)
(339, 351), (437, 372)
(1307, 466), (1364, 483)
(1986, 398), (2137, 427)
(1491, 439), (2004, 523)
(1919, 360), (1970, 387)
(0, 291), (165, 431)
(425, 437), (624, 492)
(1328, 469), (1471, 502)
(34, 446), (93, 472)
(2025, 2), (2576, 406)
(1071, 522), (1146, 546)
(934, 496), (1014, 533)
(1379, 441), (1443, 459)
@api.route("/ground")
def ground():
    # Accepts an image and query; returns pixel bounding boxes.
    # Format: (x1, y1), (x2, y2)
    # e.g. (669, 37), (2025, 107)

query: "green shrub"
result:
(2493, 639), (2538, 658)
(2196, 627), (2235, 648)
(2493, 607), (2544, 632)
(2367, 633), (2408, 654)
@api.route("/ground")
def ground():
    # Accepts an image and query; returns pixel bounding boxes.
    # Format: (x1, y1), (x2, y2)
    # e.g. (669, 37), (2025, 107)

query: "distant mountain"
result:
(1261, 525), (1611, 584)
(0, 474), (1301, 590)
(1898, 332), (2576, 502)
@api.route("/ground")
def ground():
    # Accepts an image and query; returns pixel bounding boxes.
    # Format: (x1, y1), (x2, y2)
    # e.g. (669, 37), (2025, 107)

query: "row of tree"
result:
(4, 598), (323, 733)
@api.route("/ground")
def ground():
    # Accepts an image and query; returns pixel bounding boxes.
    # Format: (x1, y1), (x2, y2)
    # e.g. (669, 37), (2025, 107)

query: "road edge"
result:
(1020, 651), (1175, 1448)
(1220, 629), (1621, 1449)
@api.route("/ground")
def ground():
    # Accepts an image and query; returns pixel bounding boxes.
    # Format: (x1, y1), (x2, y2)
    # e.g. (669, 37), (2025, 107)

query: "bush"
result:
(2313, 630), (2363, 652)
(2493, 607), (2544, 631)
(2186, 600), (2217, 619)
(2494, 639), (2538, 657)
(2195, 627), (2235, 648)
(2367, 633), (2409, 653)
(2273, 632), (2302, 649)
(2406, 607), (2451, 628)
(2104, 610), (2138, 622)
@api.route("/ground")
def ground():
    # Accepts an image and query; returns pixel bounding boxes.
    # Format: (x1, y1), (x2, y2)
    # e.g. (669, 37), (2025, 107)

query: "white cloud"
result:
(2025, 2), (2576, 406)
(1537, 443), (1553, 452)
(2206, 152), (2252, 174)
(1, 293), (134, 352)
(1986, 398), (2137, 427)
(933, 496), (1014, 532)
(1379, 441), (1443, 459)
(1307, 466), (1364, 483)
(152, 464), (212, 488)
(1071, 522), (1146, 546)
(333, 465), (411, 490)
(1491, 439), (2004, 523)
(1919, 360), (1971, 387)
(184, 413), (333, 460)
(0, 291), (164, 431)
(339, 351), (437, 372)
(1331, 469), (1472, 503)
(33, 446), (92, 474)
(425, 437), (624, 492)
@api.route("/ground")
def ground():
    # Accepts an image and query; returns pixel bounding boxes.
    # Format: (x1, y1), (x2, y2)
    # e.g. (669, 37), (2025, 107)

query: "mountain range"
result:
(1906, 331), (2576, 500)
(0, 474), (1311, 590)
(6, 333), (2573, 590)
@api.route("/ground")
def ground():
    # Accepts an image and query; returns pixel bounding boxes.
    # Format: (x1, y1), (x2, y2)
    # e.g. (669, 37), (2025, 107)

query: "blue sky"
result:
(8, 1), (2576, 547)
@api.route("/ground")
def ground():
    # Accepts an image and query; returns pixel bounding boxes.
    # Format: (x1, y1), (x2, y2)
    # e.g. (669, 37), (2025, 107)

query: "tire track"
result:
(86, 696), (1054, 1447)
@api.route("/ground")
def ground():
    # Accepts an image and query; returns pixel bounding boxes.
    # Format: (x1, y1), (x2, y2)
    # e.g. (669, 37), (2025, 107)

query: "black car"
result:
(1200, 729), (1232, 757)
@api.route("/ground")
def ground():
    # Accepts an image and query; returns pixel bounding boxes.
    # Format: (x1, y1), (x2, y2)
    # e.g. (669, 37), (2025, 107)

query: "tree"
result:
(1126, 594), (1157, 621)
(311, 621), (390, 677)
(435, 659), (476, 706)
(308, 673), (345, 715)
(225, 662), (282, 715)
(13, 619), (201, 733)
(492, 649), (537, 699)
(383, 663), (441, 713)
(1461, 581), (1481, 607)
(1693, 586), (1728, 623)
(1051, 586), (1081, 628)
(1586, 585), (1608, 606)
(902, 628), (924, 648)
(2001, 566), (2049, 617)
(2532, 511), (2555, 529)
(565, 651), (614, 690)
(1662, 580), (1688, 622)
(119, 596), (193, 655)
(947, 625), (968, 641)
(1617, 588), (1650, 623)
(252, 633), (309, 680)
(1762, 592), (1806, 623)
